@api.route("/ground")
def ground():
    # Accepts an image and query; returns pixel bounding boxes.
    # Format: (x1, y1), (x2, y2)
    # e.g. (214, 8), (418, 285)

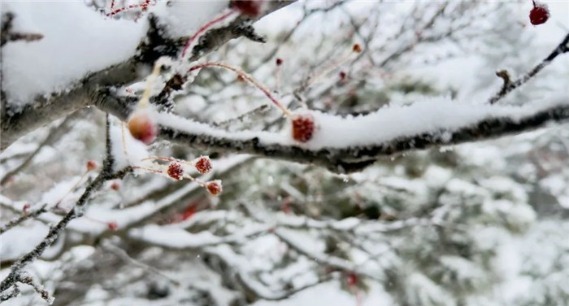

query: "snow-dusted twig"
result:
(272, 228), (383, 281)
(489, 32), (569, 104)
(0, 204), (47, 236)
(0, 2), (295, 152)
(0, 285), (19, 302)
(0, 113), (77, 186)
(16, 273), (52, 304)
(101, 241), (181, 286)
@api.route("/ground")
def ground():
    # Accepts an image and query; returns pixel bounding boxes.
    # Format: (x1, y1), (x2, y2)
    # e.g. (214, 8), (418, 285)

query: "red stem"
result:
(180, 10), (236, 59)
(188, 62), (291, 116)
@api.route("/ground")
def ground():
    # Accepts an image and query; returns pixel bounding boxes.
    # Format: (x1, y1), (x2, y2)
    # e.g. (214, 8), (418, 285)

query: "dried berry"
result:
(352, 43), (362, 53)
(339, 71), (347, 81)
(167, 162), (184, 180)
(127, 109), (158, 145)
(231, 0), (263, 17)
(194, 156), (212, 174)
(291, 113), (315, 143)
(275, 58), (283, 66)
(206, 180), (223, 196)
(86, 160), (97, 171)
(107, 222), (118, 231)
(530, 1), (549, 25)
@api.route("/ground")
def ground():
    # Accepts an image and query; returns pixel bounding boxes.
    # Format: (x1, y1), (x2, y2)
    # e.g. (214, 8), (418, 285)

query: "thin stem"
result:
(189, 62), (292, 117)
(180, 10), (236, 60)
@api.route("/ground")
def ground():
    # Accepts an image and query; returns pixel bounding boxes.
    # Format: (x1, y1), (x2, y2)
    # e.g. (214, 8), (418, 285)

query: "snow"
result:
(0, 222), (48, 260)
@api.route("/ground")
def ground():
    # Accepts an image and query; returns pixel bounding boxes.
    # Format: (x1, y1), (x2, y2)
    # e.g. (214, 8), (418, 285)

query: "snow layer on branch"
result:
(2, 2), (146, 107)
(2, 1), (228, 108)
(157, 94), (569, 150)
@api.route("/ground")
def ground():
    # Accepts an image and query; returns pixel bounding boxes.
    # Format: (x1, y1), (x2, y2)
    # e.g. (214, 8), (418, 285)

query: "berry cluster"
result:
(291, 113), (315, 143)
(136, 156), (221, 196)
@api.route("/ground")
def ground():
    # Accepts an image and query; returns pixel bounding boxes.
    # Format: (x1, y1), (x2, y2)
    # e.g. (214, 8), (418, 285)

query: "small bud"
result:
(291, 113), (315, 143)
(194, 156), (212, 174)
(206, 180), (223, 196)
(339, 71), (347, 81)
(22, 203), (31, 214)
(237, 75), (246, 82)
(275, 58), (283, 66)
(127, 109), (158, 145)
(110, 181), (121, 191)
(231, 0), (263, 17)
(530, 2), (549, 25)
(107, 221), (118, 231)
(86, 160), (97, 171)
(352, 43), (362, 53)
(167, 162), (184, 180)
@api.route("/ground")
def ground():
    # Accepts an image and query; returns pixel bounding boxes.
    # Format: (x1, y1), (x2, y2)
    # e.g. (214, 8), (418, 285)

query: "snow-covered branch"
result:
(154, 95), (569, 173)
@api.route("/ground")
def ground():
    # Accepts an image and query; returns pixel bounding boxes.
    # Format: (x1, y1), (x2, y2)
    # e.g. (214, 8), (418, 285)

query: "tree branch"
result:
(153, 97), (569, 173)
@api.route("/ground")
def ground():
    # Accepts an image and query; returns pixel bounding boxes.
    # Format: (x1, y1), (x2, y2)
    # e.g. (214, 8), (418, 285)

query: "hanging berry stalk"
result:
(188, 62), (292, 116)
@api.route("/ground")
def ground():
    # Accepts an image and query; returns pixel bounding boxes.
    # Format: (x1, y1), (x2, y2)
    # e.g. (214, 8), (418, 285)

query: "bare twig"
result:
(489, 32), (569, 104)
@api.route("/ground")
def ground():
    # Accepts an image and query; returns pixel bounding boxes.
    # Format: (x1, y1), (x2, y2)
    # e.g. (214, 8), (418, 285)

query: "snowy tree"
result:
(1, 1), (569, 305)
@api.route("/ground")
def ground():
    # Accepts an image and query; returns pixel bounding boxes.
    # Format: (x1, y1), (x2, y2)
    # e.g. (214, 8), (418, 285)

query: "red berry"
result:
(127, 110), (158, 145)
(167, 162), (184, 180)
(276, 58), (283, 66)
(291, 113), (315, 143)
(194, 156), (212, 174)
(107, 222), (118, 231)
(346, 272), (358, 287)
(530, 2), (549, 25)
(206, 180), (223, 196)
(231, 0), (263, 17)
(86, 160), (97, 171)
